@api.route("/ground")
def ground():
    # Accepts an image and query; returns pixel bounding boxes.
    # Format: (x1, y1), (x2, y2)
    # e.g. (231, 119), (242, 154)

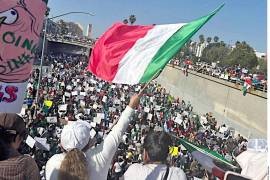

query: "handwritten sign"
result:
(46, 116), (57, 123)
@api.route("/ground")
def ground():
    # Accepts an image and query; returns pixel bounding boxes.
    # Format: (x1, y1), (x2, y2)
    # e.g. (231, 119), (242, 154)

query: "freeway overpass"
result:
(157, 65), (267, 138)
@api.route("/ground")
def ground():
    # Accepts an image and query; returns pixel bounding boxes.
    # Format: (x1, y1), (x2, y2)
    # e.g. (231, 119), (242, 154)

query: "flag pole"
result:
(139, 69), (162, 95)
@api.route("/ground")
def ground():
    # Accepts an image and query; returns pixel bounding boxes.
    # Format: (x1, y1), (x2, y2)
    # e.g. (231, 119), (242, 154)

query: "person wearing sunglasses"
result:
(0, 113), (40, 180)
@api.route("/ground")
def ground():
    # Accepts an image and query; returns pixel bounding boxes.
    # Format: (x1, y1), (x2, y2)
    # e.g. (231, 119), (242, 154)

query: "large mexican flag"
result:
(88, 5), (224, 84)
(179, 138), (238, 179)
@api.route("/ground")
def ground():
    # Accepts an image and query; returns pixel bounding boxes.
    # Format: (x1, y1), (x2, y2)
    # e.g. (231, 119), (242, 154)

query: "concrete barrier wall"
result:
(157, 66), (267, 138)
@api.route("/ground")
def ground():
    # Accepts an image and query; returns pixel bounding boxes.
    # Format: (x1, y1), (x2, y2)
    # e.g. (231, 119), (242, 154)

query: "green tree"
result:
(226, 41), (258, 69)
(199, 34), (205, 44)
(201, 43), (231, 64)
(254, 58), (267, 75)
(206, 37), (212, 44)
(129, 15), (136, 25)
(58, 19), (68, 35)
(123, 19), (128, 24)
(214, 36), (219, 43)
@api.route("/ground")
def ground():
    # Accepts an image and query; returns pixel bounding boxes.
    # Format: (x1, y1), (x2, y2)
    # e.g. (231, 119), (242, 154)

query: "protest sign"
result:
(59, 104), (67, 111)
(111, 85), (116, 89)
(80, 100), (86, 107)
(26, 135), (36, 148)
(90, 122), (96, 128)
(46, 117), (57, 124)
(147, 113), (153, 120)
(97, 113), (105, 119)
(93, 117), (102, 124)
(34, 137), (50, 151)
(124, 86), (128, 90)
(71, 91), (78, 96)
(0, 0), (47, 113)
(89, 87), (94, 91)
(80, 92), (86, 96)
(109, 107), (116, 112)
(174, 117), (183, 125)
(154, 105), (161, 111)
(144, 107), (150, 113)
(65, 92), (71, 97)
(90, 129), (97, 138)
(85, 108), (91, 115)
(66, 85), (73, 90)
(93, 104), (98, 109)
(102, 96), (107, 103)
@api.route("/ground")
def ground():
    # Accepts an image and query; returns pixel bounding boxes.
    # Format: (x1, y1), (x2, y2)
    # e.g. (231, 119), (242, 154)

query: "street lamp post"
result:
(35, 11), (94, 104)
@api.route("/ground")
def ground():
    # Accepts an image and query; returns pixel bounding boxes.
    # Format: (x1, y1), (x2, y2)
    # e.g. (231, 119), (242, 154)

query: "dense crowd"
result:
(4, 53), (249, 180)
(171, 59), (267, 92)
(46, 33), (94, 46)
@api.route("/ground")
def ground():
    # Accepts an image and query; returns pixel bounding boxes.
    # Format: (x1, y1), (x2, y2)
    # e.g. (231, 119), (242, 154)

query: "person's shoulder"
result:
(169, 167), (187, 179)
(47, 153), (65, 164)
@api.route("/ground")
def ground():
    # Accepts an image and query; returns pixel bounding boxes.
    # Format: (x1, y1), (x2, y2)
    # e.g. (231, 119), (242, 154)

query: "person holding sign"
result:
(46, 94), (141, 180)
(0, 113), (40, 180)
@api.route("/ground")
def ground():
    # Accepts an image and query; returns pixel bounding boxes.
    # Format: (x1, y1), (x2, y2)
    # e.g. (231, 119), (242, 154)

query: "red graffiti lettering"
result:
(0, 85), (18, 103)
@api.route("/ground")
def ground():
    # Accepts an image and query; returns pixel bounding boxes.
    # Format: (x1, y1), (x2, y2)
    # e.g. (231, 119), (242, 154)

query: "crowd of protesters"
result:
(46, 33), (94, 46)
(0, 53), (251, 180)
(171, 59), (267, 92)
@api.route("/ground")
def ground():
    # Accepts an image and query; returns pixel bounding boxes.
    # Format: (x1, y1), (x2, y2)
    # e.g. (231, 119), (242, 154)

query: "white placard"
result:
(174, 117), (183, 125)
(155, 105), (161, 111)
(147, 113), (153, 120)
(59, 104), (67, 111)
(97, 113), (105, 119)
(93, 104), (98, 109)
(65, 92), (71, 97)
(77, 95), (85, 100)
(37, 127), (45, 136)
(80, 92), (86, 96)
(66, 85), (72, 90)
(183, 111), (189, 116)
(98, 131), (104, 137)
(124, 86), (128, 90)
(144, 107), (150, 113)
(89, 87), (94, 92)
(34, 138), (50, 151)
(85, 108), (91, 115)
(102, 96), (107, 103)
(109, 123), (113, 128)
(111, 85), (116, 89)
(93, 117), (102, 124)
(109, 107), (116, 112)
(46, 116), (57, 123)
(90, 122), (96, 127)
(90, 129), (97, 138)
(26, 135), (36, 148)
(19, 107), (26, 116)
(71, 91), (78, 96)
(90, 79), (97, 84)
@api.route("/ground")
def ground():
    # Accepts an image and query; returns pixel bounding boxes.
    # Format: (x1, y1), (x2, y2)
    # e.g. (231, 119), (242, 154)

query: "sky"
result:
(48, 0), (267, 52)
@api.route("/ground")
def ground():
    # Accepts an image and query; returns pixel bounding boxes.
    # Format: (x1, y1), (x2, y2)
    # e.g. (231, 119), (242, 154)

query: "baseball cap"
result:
(61, 120), (95, 151)
(0, 113), (26, 137)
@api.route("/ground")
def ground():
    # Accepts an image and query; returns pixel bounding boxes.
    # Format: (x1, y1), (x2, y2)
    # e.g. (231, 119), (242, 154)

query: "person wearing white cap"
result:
(45, 94), (141, 180)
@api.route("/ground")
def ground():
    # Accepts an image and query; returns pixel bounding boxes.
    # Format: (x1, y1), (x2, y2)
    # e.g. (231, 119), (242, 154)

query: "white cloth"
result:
(124, 163), (186, 180)
(46, 106), (134, 180)
(236, 150), (268, 180)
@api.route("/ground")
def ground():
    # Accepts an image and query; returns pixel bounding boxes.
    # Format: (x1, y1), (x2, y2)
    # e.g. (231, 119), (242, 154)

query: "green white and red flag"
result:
(88, 5), (224, 84)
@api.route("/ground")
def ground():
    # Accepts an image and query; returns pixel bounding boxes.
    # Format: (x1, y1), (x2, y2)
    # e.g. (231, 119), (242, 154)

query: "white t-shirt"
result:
(124, 163), (186, 180)
(46, 107), (134, 180)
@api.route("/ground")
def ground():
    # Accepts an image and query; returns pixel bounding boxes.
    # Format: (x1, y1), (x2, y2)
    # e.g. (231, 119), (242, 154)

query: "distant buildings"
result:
(87, 24), (92, 38)
(65, 22), (84, 37)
